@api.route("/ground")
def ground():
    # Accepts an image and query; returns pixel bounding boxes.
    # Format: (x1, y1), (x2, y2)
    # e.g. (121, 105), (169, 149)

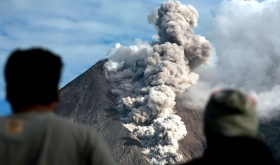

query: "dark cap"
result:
(204, 89), (258, 138)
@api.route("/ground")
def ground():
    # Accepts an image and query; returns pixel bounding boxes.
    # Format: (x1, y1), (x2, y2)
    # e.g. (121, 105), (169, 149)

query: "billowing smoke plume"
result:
(105, 1), (212, 164)
(181, 0), (280, 118)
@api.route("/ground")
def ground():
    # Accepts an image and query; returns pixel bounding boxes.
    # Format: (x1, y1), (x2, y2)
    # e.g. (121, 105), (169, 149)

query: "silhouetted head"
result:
(204, 89), (258, 140)
(4, 48), (63, 113)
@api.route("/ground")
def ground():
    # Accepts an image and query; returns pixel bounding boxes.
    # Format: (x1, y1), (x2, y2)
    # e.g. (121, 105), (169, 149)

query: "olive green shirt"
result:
(0, 111), (115, 165)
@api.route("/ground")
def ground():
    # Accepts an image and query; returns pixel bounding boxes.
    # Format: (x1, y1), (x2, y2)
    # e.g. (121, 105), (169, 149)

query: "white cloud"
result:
(183, 0), (280, 118)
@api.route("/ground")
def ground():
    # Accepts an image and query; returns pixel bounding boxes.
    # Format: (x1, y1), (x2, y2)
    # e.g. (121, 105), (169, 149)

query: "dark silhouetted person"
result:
(182, 89), (278, 165)
(0, 48), (116, 165)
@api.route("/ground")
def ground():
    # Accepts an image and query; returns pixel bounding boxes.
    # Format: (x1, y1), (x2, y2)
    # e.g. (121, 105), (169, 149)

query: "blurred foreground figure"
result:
(0, 48), (115, 165)
(182, 89), (278, 165)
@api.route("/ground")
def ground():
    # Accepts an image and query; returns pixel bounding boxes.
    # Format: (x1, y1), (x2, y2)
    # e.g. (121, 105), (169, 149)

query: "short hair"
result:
(4, 48), (63, 112)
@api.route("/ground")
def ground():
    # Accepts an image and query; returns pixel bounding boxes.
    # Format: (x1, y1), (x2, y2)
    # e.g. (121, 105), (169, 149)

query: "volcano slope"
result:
(55, 59), (280, 164)
(55, 59), (205, 164)
(55, 60), (149, 165)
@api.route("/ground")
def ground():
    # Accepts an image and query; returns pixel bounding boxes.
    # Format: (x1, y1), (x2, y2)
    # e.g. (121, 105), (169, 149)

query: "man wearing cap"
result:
(182, 89), (277, 165)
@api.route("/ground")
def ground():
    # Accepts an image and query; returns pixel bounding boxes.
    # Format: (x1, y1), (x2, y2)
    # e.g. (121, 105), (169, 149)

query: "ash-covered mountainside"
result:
(54, 59), (206, 164)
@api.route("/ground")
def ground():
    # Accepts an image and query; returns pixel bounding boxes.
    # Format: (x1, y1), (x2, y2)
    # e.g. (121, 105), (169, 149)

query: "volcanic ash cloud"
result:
(105, 1), (212, 164)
